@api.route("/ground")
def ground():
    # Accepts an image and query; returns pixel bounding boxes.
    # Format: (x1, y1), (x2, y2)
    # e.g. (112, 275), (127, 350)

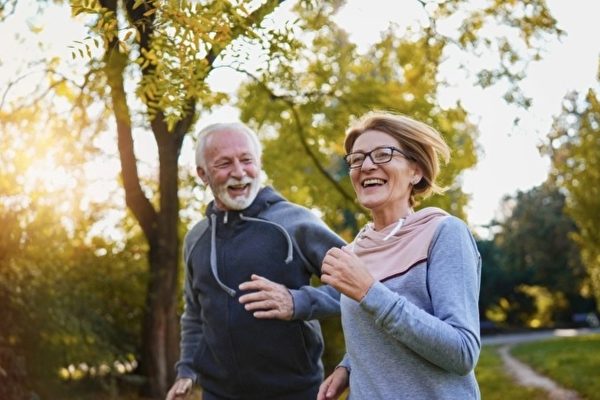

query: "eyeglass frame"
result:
(343, 146), (412, 169)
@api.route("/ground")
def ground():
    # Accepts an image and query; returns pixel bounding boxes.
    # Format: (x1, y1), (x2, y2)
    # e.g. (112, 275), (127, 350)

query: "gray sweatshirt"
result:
(340, 216), (481, 399)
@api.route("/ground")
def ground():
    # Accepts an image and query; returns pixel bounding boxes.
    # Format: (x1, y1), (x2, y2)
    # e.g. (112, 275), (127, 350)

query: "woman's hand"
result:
(317, 366), (350, 400)
(321, 247), (374, 302)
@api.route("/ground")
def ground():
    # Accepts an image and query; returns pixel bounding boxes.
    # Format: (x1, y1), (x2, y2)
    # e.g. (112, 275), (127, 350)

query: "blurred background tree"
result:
(479, 183), (595, 328)
(543, 72), (600, 314)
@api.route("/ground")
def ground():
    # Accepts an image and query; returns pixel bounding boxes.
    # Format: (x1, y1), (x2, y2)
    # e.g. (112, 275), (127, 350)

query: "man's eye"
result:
(215, 162), (230, 169)
(241, 157), (254, 164)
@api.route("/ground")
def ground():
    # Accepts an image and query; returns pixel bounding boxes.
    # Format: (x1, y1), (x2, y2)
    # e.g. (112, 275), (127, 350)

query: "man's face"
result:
(197, 129), (261, 210)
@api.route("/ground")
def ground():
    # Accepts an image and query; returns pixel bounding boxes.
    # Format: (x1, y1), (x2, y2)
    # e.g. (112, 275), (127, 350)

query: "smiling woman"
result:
(319, 111), (482, 400)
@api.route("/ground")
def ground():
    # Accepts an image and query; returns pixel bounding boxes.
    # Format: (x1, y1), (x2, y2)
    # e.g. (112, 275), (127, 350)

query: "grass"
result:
(26, 334), (600, 399)
(511, 334), (600, 400)
(476, 345), (548, 400)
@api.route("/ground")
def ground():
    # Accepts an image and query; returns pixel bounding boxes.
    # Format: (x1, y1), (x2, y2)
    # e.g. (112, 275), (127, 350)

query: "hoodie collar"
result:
(349, 207), (449, 281)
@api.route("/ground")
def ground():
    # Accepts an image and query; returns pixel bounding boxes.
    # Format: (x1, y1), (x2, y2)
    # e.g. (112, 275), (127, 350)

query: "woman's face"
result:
(349, 130), (421, 214)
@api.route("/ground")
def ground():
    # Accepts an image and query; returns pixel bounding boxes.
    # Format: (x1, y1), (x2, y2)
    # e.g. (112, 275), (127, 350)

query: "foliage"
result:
(512, 334), (600, 399)
(236, 0), (562, 233)
(543, 87), (600, 312)
(0, 107), (147, 398)
(237, 4), (480, 234)
(482, 183), (593, 327)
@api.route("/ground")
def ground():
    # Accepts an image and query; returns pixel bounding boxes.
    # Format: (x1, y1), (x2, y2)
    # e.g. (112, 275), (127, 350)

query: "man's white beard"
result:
(214, 176), (260, 210)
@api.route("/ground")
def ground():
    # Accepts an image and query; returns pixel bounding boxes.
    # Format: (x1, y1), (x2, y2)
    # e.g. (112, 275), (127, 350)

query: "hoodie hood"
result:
(347, 207), (448, 281)
(206, 186), (294, 296)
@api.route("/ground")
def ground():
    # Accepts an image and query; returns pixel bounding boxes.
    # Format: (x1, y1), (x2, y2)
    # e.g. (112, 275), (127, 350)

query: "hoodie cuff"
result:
(176, 364), (198, 384)
(289, 288), (308, 320)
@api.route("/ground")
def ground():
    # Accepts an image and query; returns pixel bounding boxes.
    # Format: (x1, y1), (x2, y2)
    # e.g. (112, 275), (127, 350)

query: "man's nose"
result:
(230, 159), (246, 178)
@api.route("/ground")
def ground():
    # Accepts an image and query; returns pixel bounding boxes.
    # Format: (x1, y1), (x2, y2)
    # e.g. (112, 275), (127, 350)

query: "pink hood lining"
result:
(346, 207), (449, 282)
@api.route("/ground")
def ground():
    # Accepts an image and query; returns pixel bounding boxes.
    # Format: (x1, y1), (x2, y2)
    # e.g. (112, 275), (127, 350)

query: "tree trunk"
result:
(105, 44), (184, 400)
(138, 117), (186, 398)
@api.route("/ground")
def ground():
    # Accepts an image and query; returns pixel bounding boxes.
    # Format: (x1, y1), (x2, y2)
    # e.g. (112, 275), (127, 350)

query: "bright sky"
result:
(2, 0), (600, 236)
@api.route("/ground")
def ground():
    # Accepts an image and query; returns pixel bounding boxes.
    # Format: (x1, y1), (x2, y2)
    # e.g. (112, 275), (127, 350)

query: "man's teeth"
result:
(362, 178), (385, 187)
(229, 184), (248, 189)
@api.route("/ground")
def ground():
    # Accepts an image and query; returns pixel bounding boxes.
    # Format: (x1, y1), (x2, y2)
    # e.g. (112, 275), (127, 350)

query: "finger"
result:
(238, 291), (268, 304)
(251, 273), (267, 281)
(322, 254), (335, 266)
(176, 380), (191, 395)
(243, 300), (276, 312)
(239, 279), (269, 291)
(317, 375), (334, 400)
(328, 247), (344, 257)
(240, 274), (280, 291)
(320, 273), (332, 286)
(251, 309), (283, 319)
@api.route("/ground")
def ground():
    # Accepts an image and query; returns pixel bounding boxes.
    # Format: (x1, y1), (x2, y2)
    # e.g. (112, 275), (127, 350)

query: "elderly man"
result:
(166, 122), (345, 400)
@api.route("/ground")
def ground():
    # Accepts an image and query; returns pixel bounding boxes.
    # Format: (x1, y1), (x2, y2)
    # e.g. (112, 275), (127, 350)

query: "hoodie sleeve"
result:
(288, 210), (347, 320)
(175, 223), (207, 381)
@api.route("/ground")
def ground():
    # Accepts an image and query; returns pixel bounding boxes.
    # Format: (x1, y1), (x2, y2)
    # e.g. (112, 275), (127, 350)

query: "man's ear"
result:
(196, 166), (209, 185)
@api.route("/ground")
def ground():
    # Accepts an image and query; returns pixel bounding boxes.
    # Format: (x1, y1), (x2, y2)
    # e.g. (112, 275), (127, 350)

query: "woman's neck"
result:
(371, 204), (413, 231)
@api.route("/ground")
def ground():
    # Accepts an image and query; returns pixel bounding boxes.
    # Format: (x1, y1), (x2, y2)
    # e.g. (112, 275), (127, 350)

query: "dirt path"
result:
(498, 345), (581, 400)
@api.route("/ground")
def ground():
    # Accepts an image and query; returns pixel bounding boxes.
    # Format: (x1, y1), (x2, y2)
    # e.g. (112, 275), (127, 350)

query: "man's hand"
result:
(238, 274), (294, 320)
(165, 378), (193, 400)
(317, 366), (349, 400)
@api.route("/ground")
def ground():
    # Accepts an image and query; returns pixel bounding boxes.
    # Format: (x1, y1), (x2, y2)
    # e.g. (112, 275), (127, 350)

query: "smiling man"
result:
(166, 122), (345, 400)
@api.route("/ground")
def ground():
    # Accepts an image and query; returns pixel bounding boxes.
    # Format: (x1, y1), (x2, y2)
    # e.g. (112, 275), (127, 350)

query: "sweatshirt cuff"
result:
(360, 281), (402, 318)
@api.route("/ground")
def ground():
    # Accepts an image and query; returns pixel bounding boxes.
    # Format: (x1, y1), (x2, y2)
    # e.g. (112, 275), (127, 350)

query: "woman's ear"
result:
(411, 165), (423, 186)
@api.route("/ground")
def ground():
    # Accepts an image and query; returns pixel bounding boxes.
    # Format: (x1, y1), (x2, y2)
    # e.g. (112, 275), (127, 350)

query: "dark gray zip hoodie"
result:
(176, 187), (345, 399)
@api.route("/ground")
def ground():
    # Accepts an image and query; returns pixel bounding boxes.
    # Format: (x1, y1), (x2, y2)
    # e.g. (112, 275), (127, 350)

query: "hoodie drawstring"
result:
(210, 214), (237, 297)
(240, 213), (294, 263)
(209, 213), (295, 297)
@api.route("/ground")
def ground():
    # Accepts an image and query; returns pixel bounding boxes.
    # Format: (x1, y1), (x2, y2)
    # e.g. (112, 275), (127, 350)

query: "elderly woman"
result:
(318, 112), (481, 400)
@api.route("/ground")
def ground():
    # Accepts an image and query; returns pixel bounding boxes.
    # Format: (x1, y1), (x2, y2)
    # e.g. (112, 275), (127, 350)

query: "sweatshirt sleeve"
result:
(289, 211), (346, 320)
(359, 217), (481, 375)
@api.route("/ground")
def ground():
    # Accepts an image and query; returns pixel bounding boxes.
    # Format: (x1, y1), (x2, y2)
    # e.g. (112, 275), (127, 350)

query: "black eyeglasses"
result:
(344, 146), (411, 169)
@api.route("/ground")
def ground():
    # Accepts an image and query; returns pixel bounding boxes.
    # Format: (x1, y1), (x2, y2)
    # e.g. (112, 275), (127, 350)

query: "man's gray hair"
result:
(195, 122), (263, 169)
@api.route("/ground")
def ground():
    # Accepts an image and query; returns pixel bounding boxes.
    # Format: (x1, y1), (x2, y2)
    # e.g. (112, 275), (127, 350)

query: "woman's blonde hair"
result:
(344, 111), (450, 205)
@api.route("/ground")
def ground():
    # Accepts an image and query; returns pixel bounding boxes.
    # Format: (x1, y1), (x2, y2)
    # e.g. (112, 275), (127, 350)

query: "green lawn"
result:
(511, 334), (600, 400)
(476, 345), (547, 400)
